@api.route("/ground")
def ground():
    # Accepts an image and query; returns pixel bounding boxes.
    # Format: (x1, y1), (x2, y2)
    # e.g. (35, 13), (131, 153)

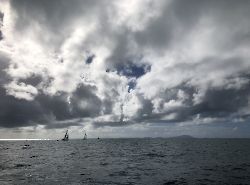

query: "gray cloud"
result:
(0, 76), (104, 128)
(0, 0), (250, 133)
(18, 75), (43, 87)
(138, 75), (250, 124)
(0, 11), (3, 40)
(0, 53), (10, 84)
(10, 0), (106, 48)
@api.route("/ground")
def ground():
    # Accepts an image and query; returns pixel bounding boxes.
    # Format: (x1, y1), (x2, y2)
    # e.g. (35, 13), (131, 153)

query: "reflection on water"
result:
(1, 138), (250, 185)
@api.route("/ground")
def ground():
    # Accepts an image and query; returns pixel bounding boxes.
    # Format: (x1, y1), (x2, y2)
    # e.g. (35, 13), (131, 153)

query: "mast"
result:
(65, 130), (68, 139)
(62, 130), (69, 141)
(83, 130), (87, 140)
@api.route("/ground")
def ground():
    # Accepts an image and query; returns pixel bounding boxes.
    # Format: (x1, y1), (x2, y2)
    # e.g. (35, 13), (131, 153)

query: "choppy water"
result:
(1, 138), (250, 185)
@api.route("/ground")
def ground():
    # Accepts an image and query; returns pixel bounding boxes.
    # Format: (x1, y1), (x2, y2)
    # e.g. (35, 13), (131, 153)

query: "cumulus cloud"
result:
(0, 0), (250, 134)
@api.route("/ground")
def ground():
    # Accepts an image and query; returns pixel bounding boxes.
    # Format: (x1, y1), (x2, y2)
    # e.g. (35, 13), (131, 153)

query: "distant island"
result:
(169, 135), (195, 139)
(144, 135), (195, 139)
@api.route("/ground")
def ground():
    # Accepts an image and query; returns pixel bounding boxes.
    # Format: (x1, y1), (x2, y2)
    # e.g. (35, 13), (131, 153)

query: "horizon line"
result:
(1, 137), (250, 141)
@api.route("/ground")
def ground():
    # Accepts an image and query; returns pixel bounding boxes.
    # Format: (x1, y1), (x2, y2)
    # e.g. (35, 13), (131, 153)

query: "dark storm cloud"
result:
(191, 84), (250, 118)
(0, 89), (45, 128)
(70, 84), (102, 118)
(136, 76), (250, 124)
(45, 84), (102, 121)
(0, 82), (103, 128)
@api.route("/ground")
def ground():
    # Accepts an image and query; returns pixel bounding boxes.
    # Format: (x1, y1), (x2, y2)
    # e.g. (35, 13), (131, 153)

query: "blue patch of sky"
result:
(128, 80), (136, 93)
(86, 54), (95, 64)
(116, 62), (151, 79)
(105, 61), (151, 92)
(117, 62), (151, 92)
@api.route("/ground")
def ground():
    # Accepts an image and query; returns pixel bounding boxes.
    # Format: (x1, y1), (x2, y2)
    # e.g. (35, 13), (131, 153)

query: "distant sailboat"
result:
(83, 130), (87, 140)
(62, 130), (69, 141)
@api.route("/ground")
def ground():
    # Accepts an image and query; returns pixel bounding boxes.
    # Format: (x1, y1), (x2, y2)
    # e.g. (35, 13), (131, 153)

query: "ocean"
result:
(0, 138), (250, 185)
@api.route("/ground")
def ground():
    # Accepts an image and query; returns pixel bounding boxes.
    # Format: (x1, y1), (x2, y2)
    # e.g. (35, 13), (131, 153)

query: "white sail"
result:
(62, 130), (69, 141)
(83, 131), (87, 140)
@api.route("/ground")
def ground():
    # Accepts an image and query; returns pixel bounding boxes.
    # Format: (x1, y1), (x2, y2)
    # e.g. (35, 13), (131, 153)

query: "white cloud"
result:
(0, 0), (250, 135)
(5, 81), (38, 101)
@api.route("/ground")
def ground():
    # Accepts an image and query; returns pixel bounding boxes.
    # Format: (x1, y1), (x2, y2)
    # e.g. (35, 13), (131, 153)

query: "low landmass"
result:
(169, 135), (195, 139)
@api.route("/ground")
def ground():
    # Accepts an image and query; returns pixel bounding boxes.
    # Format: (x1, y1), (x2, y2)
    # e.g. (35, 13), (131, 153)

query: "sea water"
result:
(0, 138), (250, 185)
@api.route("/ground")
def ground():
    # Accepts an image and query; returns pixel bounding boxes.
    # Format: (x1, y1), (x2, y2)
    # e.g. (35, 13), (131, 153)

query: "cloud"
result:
(0, 0), (250, 133)
(0, 83), (103, 128)
(0, 11), (3, 40)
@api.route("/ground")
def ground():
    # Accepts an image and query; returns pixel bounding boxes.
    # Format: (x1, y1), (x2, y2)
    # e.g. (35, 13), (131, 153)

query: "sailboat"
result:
(62, 130), (69, 141)
(83, 130), (87, 140)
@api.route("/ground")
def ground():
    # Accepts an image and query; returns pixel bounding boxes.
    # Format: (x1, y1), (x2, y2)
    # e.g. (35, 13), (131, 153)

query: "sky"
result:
(0, 0), (250, 139)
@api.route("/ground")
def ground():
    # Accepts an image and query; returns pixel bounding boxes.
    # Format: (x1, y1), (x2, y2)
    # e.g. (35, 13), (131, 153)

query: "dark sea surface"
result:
(1, 138), (250, 185)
